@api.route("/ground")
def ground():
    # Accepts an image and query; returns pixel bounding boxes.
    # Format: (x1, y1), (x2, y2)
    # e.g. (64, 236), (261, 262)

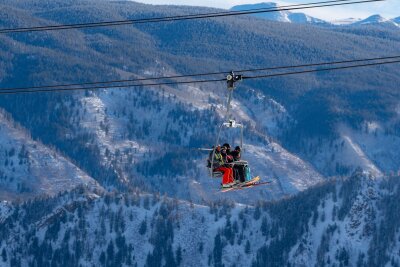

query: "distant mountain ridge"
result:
(230, 2), (329, 25)
(231, 2), (399, 27)
(353, 14), (399, 26)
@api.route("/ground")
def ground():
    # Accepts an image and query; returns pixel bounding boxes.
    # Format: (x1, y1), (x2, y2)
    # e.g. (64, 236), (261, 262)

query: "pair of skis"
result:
(220, 176), (270, 192)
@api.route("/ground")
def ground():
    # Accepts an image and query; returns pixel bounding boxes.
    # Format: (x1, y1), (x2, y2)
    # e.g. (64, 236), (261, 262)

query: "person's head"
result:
(223, 143), (231, 150)
(216, 145), (221, 152)
(221, 146), (227, 155)
(235, 146), (241, 151)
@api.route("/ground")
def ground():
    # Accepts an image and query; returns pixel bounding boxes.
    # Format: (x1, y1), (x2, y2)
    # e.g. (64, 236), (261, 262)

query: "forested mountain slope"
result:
(0, 109), (100, 201)
(1, 171), (400, 267)
(0, 0), (399, 202)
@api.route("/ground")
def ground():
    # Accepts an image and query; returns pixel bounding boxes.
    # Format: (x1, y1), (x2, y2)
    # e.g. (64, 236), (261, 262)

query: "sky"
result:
(132, 0), (400, 21)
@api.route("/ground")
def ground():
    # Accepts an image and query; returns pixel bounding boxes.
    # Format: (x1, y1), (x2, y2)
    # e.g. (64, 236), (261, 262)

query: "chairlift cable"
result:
(0, 59), (397, 95)
(0, 55), (399, 93)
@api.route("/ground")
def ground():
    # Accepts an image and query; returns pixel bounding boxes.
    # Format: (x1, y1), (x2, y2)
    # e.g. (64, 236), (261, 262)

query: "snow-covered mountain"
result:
(353, 14), (399, 27)
(230, 2), (329, 25)
(71, 83), (324, 203)
(0, 109), (102, 200)
(0, 0), (398, 203)
(330, 15), (400, 26)
(287, 12), (327, 24)
(230, 3), (400, 28)
(355, 14), (389, 25)
(0, 1), (399, 265)
(231, 2), (290, 22)
(1, 171), (399, 267)
(293, 122), (400, 178)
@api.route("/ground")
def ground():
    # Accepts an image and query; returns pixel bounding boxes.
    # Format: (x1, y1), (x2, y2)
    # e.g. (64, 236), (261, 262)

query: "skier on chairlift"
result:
(221, 143), (234, 163)
(209, 145), (235, 187)
(231, 146), (241, 161)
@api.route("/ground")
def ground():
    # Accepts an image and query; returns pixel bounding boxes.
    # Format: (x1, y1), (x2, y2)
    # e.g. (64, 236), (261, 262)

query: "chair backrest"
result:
(232, 160), (248, 167)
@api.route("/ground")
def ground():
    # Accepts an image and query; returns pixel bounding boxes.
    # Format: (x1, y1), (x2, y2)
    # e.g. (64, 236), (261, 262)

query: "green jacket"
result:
(212, 151), (224, 167)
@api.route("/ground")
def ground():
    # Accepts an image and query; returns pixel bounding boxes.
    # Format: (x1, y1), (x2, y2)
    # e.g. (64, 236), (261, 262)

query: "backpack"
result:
(245, 166), (252, 181)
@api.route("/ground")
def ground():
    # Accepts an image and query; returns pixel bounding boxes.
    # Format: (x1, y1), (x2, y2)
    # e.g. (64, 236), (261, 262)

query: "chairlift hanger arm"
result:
(226, 72), (244, 151)
(225, 71), (243, 121)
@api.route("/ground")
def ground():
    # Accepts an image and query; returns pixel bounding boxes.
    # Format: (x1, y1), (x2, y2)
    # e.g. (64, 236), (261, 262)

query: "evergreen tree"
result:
(107, 240), (115, 265)
(139, 218), (147, 235)
(213, 233), (223, 267)
(199, 242), (204, 254)
(1, 248), (7, 262)
(176, 246), (182, 266)
(99, 251), (106, 266)
(253, 206), (261, 221)
(261, 216), (268, 236)
(245, 240), (251, 254)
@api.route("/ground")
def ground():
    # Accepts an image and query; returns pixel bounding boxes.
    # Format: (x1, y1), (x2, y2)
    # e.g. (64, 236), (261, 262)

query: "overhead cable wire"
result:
(0, 78), (226, 95)
(0, 58), (398, 95)
(0, 0), (384, 34)
(242, 59), (400, 80)
(1, 55), (399, 92)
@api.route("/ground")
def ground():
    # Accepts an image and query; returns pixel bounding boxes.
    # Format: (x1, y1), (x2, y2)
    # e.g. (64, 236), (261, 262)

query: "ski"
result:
(220, 176), (269, 192)
(236, 181), (271, 190)
(220, 176), (259, 191)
